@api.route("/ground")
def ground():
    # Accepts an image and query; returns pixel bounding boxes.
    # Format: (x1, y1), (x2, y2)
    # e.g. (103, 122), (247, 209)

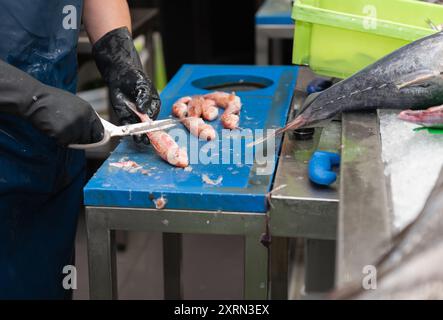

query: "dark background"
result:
(128, 0), (262, 79)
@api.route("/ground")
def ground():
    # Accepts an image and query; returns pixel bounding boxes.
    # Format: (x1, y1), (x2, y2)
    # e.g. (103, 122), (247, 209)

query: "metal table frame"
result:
(256, 24), (294, 65)
(266, 96), (394, 298)
(86, 207), (268, 300)
(83, 82), (397, 299)
(335, 112), (392, 289)
(84, 65), (300, 300)
(268, 90), (340, 298)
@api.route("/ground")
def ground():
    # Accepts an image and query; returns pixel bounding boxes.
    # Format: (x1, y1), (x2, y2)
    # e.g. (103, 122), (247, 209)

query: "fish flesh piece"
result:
(153, 196), (167, 209)
(398, 104), (443, 128)
(172, 96), (217, 141)
(127, 104), (189, 168)
(333, 167), (443, 299)
(187, 96), (219, 121)
(147, 130), (188, 168)
(222, 98), (241, 130)
(221, 112), (240, 130)
(204, 92), (242, 129)
(172, 96), (192, 119)
(181, 117), (216, 141)
(204, 91), (241, 110)
(253, 31), (443, 145)
(109, 160), (142, 173)
(172, 92), (242, 133)
(201, 98), (219, 121)
(221, 103), (241, 130)
(187, 96), (204, 117)
(172, 97), (190, 119)
(202, 174), (223, 186)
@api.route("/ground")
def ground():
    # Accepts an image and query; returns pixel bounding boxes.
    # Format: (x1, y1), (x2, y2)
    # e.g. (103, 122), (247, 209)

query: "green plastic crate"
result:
(292, 0), (443, 79)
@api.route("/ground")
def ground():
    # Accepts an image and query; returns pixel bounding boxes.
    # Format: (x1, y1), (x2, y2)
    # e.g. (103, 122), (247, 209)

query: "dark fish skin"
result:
(284, 31), (443, 132)
(331, 167), (443, 299)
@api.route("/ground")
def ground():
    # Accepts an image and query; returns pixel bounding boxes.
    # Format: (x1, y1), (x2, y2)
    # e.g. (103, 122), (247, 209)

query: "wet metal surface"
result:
(270, 90), (340, 240)
(336, 112), (392, 288)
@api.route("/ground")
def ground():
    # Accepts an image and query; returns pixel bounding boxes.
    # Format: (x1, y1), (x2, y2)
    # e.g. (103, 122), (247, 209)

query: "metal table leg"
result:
(255, 27), (269, 65)
(271, 39), (284, 65)
(336, 112), (391, 288)
(255, 25), (295, 65)
(269, 237), (289, 299)
(115, 231), (128, 251)
(86, 208), (117, 300)
(244, 235), (268, 300)
(304, 239), (336, 294)
(86, 207), (268, 300)
(163, 233), (183, 299)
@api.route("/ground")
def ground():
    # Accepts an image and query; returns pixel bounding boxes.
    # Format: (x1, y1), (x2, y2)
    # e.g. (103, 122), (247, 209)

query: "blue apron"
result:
(0, 0), (85, 299)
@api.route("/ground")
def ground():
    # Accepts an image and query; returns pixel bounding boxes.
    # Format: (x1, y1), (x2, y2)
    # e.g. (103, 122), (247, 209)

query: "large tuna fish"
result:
(252, 31), (443, 146)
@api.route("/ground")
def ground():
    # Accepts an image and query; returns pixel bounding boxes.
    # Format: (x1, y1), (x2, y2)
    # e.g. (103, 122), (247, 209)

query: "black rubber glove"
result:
(92, 27), (161, 145)
(0, 59), (104, 146)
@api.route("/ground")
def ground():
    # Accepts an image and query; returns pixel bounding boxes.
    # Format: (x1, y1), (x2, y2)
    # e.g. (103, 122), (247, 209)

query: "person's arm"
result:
(0, 59), (104, 146)
(83, 0), (161, 144)
(83, 0), (131, 44)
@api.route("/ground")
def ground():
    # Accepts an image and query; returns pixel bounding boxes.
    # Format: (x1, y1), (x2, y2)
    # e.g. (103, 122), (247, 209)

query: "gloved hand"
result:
(93, 27), (161, 144)
(0, 60), (104, 146)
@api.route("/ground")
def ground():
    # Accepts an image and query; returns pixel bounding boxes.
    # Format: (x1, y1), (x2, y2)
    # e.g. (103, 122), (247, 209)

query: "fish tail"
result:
(247, 116), (306, 148)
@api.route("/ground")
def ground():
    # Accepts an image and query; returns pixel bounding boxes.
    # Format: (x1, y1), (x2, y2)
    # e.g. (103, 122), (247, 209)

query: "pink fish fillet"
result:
(204, 91), (241, 110)
(187, 96), (204, 117)
(221, 112), (240, 130)
(398, 105), (443, 128)
(128, 105), (189, 168)
(172, 96), (192, 119)
(172, 96), (217, 141)
(181, 117), (217, 141)
(205, 92), (242, 129)
(201, 99), (219, 121)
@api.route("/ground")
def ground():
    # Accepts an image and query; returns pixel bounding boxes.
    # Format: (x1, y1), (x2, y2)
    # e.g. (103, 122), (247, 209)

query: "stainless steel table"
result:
(86, 207), (268, 300)
(84, 65), (298, 301)
(335, 112), (392, 289)
(85, 89), (341, 300)
(268, 99), (395, 298)
(85, 76), (391, 300)
(268, 91), (341, 298)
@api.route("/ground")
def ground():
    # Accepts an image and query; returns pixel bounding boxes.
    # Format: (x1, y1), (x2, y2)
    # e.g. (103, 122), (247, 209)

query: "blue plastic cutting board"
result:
(84, 65), (298, 213)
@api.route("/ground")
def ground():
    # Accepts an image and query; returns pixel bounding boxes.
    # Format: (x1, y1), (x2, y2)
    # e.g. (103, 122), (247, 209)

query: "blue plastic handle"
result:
(308, 151), (341, 186)
(307, 78), (333, 95)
